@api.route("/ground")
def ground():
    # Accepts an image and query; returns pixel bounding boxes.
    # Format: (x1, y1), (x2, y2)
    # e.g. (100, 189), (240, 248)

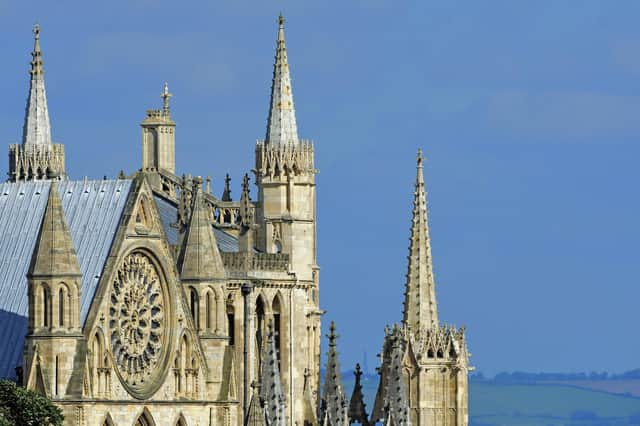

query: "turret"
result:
(24, 182), (84, 398)
(141, 82), (176, 175)
(9, 25), (66, 181)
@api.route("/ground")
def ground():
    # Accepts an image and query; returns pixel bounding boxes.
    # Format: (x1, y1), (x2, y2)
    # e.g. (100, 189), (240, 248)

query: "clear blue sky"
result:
(1, 1), (638, 377)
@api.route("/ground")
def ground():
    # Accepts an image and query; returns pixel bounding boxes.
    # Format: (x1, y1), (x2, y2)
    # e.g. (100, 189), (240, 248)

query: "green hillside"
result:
(341, 375), (640, 426)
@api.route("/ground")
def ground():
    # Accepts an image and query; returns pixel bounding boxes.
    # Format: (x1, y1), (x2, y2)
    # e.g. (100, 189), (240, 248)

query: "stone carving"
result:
(109, 252), (165, 392)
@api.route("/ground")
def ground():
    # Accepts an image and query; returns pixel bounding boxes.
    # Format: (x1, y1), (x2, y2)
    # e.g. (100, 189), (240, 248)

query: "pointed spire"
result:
(403, 149), (438, 332)
(245, 382), (268, 426)
(240, 173), (254, 227)
(179, 177), (226, 280)
(260, 321), (287, 426)
(29, 182), (81, 277)
(22, 24), (52, 147)
(265, 14), (299, 144)
(321, 322), (349, 426)
(384, 328), (410, 426)
(349, 364), (370, 426)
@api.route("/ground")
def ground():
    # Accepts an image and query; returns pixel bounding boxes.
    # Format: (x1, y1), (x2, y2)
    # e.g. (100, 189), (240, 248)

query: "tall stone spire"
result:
(321, 322), (349, 426)
(265, 14), (299, 144)
(22, 24), (52, 147)
(402, 149), (439, 331)
(348, 364), (370, 426)
(28, 181), (81, 278)
(178, 178), (226, 281)
(260, 321), (286, 426)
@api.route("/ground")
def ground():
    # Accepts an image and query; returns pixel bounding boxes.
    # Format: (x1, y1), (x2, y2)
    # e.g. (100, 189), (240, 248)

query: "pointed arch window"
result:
(42, 285), (51, 328)
(226, 298), (235, 346)
(189, 288), (199, 329)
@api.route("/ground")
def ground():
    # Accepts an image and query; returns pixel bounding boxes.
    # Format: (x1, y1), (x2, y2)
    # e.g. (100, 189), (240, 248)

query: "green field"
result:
(341, 376), (640, 426)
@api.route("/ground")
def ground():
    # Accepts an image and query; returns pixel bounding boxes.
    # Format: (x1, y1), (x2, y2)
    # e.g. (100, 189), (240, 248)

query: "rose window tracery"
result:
(109, 252), (165, 390)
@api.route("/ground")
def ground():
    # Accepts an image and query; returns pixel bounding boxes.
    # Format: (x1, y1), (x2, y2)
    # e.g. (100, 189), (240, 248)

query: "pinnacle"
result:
(29, 182), (81, 278)
(178, 183), (226, 280)
(22, 23), (52, 146)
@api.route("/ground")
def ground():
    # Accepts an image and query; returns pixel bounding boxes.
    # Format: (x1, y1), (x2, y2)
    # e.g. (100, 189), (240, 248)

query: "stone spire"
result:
(384, 327), (410, 426)
(28, 182), (81, 278)
(222, 173), (232, 201)
(348, 364), (370, 426)
(402, 149), (438, 332)
(349, 364), (369, 426)
(22, 24), (52, 147)
(260, 321), (286, 426)
(321, 322), (349, 426)
(178, 178), (226, 281)
(265, 14), (299, 144)
(245, 382), (268, 426)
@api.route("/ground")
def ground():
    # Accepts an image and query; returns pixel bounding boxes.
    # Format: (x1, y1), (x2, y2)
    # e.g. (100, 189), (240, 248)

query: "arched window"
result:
(58, 287), (65, 327)
(205, 291), (213, 331)
(134, 408), (156, 426)
(272, 296), (282, 365)
(42, 285), (51, 328)
(176, 414), (188, 426)
(226, 299), (235, 346)
(189, 288), (199, 329)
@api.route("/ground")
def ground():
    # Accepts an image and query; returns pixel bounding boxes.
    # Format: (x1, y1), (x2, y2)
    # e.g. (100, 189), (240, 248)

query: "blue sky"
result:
(1, 1), (639, 377)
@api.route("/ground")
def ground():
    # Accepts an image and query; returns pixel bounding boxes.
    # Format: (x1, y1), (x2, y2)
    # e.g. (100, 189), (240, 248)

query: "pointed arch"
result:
(204, 288), (214, 331)
(40, 282), (51, 328)
(189, 286), (199, 329)
(56, 282), (71, 328)
(175, 413), (188, 426)
(133, 407), (156, 426)
(102, 412), (115, 426)
(226, 294), (236, 345)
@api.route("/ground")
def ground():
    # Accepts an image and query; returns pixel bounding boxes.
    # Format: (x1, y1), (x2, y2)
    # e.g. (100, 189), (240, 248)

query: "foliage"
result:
(0, 380), (63, 426)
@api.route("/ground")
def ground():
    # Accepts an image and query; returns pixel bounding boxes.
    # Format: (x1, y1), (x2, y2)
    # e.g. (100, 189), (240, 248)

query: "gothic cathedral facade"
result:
(0, 17), (469, 426)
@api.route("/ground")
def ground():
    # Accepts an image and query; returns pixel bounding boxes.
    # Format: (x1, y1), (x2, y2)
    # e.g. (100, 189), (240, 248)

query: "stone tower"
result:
(9, 25), (66, 182)
(141, 82), (176, 174)
(372, 151), (469, 426)
(255, 15), (318, 283)
(24, 182), (84, 398)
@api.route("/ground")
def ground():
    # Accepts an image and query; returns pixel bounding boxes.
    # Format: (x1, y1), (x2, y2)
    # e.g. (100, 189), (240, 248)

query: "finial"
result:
(417, 148), (423, 168)
(206, 176), (211, 194)
(242, 173), (250, 195)
(277, 13), (286, 42)
(278, 13), (285, 27)
(222, 173), (232, 201)
(33, 24), (40, 40)
(161, 82), (172, 115)
(327, 321), (338, 346)
(30, 23), (45, 78)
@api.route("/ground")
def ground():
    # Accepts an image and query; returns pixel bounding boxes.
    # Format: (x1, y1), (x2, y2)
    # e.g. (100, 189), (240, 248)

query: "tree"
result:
(0, 380), (63, 426)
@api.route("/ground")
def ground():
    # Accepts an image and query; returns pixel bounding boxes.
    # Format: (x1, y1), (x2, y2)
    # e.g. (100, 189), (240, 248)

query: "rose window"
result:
(109, 252), (165, 390)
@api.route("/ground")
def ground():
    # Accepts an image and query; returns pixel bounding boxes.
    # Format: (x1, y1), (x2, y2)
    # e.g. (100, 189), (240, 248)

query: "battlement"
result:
(255, 139), (315, 179)
(8, 143), (65, 182)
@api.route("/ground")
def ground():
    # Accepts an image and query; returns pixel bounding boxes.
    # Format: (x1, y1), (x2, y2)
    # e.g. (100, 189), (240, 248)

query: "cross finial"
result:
(278, 13), (285, 27)
(161, 82), (172, 115)
(33, 24), (40, 40)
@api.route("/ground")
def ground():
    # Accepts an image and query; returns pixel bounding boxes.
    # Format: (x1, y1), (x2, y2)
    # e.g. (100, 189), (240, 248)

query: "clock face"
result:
(109, 251), (167, 398)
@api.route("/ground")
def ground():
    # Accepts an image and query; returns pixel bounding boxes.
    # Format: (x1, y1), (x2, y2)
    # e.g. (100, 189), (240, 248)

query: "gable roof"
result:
(0, 179), (132, 379)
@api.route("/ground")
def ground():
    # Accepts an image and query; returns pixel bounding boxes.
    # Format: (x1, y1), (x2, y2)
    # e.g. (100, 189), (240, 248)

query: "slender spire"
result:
(402, 149), (438, 331)
(348, 364), (370, 426)
(265, 14), (299, 144)
(384, 327), (410, 426)
(178, 178), (226, 280)
(321, 322), (349, 426)
(260, 321), (287, 426)
(245, 382), (268, 426)
(240, 173), (254, 228)
(29, 182), (81, 278)
(22, 24), (52, 147)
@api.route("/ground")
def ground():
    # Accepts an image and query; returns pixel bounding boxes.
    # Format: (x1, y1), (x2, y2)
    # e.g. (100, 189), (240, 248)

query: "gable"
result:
(0, 179), (132, 379)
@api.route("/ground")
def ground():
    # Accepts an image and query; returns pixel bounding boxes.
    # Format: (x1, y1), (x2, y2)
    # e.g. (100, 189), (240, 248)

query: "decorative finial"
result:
(222, 173), (232, 201)
(278, 13), (285, 27)
(417, 148), (423, 168)
(33, 24), (40, 40)
(161, 82), (172, 115)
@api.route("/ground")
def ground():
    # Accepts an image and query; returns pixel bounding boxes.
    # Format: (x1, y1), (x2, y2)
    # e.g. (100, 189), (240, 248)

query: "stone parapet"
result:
(8, 143), (65, 181)
(255, 140), (315, 180)
(221, 252), (290, 272)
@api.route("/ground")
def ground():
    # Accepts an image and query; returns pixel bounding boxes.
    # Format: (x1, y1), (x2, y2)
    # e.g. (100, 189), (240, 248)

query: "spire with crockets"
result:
(265, 14), (299, 144)
(402, 149), (439, 332)
(260, 321), (286, 426)
(348, 364), (369, 426)
(320, 322), (349, 426)
(22, 24), (52, 147)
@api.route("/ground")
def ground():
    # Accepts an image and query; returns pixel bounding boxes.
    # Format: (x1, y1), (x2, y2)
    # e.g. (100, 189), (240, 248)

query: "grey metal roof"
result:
(0, 179), (132, 379)
(153, 194), (239, 253)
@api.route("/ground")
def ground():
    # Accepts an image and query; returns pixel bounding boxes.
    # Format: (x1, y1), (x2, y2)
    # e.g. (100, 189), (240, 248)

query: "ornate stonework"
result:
(109, 251), (168, 398)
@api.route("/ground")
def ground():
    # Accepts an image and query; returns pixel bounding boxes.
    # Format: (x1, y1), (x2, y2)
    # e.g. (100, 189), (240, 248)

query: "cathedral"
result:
(0, 17), (469, 426)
